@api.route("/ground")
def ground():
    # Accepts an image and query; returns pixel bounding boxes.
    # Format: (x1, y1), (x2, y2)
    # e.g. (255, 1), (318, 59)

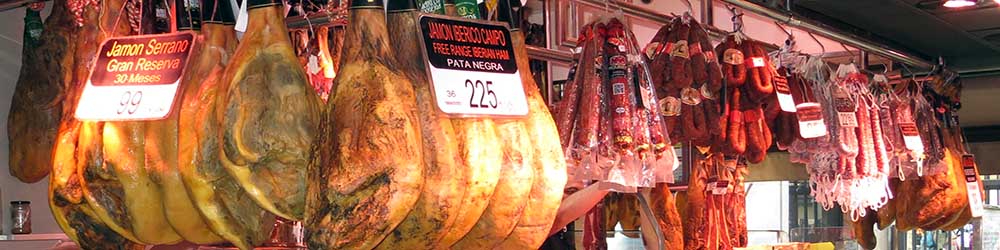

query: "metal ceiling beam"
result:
(720, 0), (937, 70)
(0, 0), (45, 12)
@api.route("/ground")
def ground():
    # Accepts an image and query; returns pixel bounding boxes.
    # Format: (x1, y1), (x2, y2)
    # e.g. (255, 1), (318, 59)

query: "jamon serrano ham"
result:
(48, 0), (148, 249)
(8, 1), (74, 183)
(217, 0), (321, 221)
(177, 1), (273, 248)
(307, 0), (424, 248)
(849, 209), (878, 250)
(895, 148), (967, 230)
(145, 2), (224, 244)
(374, 0), (466, 248)
(650, 183), (684, 250)
(497, 8), (570, 246)
(683, 157), (709, 250)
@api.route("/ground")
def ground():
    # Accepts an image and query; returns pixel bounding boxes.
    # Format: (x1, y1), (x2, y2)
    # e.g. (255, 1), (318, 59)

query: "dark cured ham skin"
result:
(8, 0), (75, 183)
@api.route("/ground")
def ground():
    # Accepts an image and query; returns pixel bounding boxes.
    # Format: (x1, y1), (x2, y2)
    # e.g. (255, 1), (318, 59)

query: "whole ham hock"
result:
(48, 0), (147, 248)
(306, 0), (425, 249)
(215, 0), (321, 222)
(8, 0), (74, 183)
(177, 0), (275, 248)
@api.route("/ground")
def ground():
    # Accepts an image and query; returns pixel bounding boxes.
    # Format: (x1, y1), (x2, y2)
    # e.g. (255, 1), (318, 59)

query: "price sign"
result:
(419, 14), (528, 117)
(899, 122), (924, 151)
(962, 154), (985, 217)
(796, 102), (828, 138)
(773, 76), (797, 112)
(75, 32), (195, 121)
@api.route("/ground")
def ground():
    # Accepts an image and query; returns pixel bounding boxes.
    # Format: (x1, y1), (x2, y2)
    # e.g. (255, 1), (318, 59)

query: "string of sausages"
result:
(555, 17), (678, 191)
(782, 60), (952, 220)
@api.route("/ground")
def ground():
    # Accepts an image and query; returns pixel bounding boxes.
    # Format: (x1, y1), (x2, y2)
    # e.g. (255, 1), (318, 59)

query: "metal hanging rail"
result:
(719, 0), (936, 70)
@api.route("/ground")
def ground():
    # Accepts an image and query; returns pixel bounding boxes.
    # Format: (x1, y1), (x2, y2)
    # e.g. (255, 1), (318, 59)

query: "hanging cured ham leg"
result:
(306, 0), (424, 249)
(143, 2), (224, 244)
(49, 0), (145, 248)
(452, 1), (536, 247)
(8, 0), (74, 183)
(435, 10), (505, 249)
(177, 0), (273, 248)
(496, 0), (568, 248)
(374, 0), (466, 248)
(217, 0), (321, 221)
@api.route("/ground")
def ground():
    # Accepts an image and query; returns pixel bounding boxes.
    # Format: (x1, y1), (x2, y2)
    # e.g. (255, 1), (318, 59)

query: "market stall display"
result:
(3, 0), (989, 249)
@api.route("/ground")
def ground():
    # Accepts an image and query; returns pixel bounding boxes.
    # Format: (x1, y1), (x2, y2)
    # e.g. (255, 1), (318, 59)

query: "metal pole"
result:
(701, 0), (713, 26)
(719, 0), (937, 70)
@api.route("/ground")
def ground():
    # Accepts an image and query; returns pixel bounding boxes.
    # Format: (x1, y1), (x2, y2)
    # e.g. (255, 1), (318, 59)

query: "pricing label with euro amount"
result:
(419, 14), (528, 117)
(75, 32), (194, 121)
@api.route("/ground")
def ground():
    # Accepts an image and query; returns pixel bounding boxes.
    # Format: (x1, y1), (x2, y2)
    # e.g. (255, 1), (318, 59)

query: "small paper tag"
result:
(234, 0), (248, 32)
(723, 48), (743, 65)
(715, 180), (730, 195)
(700, 84), (716, 100)
(670, 40), (690, 59)
(660, 96), (681, 116)
(680, 87), (702, 105)
(750, 57), (766, 68)
(838, 112), (858, 127)
(307, 55), (321, 75)
(644, 42), (661, 59)
(899, 122), (924, 151)
(774, 76), (796, 112)
(962, 154), (984, 217)
(796, 103), (828, 138)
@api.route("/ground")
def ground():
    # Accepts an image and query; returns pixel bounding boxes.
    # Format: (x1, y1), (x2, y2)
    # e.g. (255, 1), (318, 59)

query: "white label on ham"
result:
(962, 155), (984, 217)
(75, 32), (195, 121)
(774, 76), (796, 112)
(307, 55), (321, 75)
(419, 15), (529, 117)
(899, 122), (924, 151)
(796, 103), (827, 138)
(234, 0), (248, 32)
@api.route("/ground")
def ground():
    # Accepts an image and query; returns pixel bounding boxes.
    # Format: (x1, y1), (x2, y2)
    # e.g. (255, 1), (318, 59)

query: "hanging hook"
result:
(681, 0), (694, 15)
(728, 5), (744, 33)
(840, 42), (856, 64)
(806, 31), (825, 55)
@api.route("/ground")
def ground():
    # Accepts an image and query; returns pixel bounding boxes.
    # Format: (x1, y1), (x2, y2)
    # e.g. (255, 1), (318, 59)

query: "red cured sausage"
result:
(747, 42), (774, 102)
(745, 108), (767, 163)
(555, 25), (594, 149)
(572, 24), (607, 150)
(689, 23), (709, 86)
(725, 89), (746, 154)
(855, 97), (875, 177)
(716, 36), (746, 87)
(606, 20), (633, 151)
(869, 100), (889, 175)
(669, 22), (692, 89)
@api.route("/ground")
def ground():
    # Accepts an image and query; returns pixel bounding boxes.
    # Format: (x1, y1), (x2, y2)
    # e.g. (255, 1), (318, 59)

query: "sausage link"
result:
(716, 36), (746, 87)
(669, 22), (693, 90)
(572, 27), (606, 150)
(556, 26), (594, 149)
(869, 100), (889, 175)
(726, 89), (746, 154)
(689, 24), (709, 86)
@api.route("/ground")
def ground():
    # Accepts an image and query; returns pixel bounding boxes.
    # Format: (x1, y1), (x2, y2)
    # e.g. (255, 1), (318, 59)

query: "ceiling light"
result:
(943, 0), (977, 8)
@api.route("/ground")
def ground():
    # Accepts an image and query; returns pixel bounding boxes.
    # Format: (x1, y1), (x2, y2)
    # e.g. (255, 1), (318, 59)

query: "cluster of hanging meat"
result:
(306, 0), (566, 249)
(35, 0), (321, 248)
(555, 17), (678, 191)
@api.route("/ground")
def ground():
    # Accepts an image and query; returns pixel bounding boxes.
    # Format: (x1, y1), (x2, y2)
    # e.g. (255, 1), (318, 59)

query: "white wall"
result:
(0, 6), (61, 235)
